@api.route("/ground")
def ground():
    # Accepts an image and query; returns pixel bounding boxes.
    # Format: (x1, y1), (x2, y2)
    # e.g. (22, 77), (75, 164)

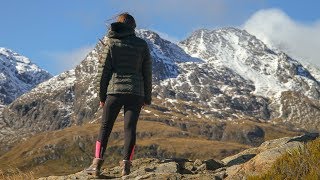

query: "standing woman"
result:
(85, 13), (152, 177)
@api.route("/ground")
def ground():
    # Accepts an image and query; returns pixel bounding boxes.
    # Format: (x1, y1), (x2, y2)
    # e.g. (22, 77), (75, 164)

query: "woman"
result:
(85, 13), (152, 177)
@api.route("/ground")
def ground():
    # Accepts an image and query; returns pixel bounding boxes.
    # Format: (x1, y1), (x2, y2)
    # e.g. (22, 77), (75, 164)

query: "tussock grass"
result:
(0, 120), (250, 178)
(0, 168), (35, 180)
(248, 138), (320, 180)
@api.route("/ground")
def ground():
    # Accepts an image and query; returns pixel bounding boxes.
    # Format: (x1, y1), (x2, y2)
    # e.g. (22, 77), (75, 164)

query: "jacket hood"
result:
(108, 22), (135, 39)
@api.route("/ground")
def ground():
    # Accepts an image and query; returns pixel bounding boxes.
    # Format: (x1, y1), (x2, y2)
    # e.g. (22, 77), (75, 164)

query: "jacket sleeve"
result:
(97, 43), (113, 102)
(142, 44), (152, 105)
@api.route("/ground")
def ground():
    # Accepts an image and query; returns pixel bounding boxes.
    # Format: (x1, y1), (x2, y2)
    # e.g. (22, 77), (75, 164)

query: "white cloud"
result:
(46, 45), (94, 74)
(243, 8), (320, 67)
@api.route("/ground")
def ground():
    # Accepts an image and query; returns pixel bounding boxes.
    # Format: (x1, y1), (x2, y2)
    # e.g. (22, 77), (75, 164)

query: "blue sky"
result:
(0, 0), (319, 75)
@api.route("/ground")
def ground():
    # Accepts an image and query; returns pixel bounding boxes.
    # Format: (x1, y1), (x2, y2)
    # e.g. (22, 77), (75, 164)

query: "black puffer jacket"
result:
(97, 22), (152, 104)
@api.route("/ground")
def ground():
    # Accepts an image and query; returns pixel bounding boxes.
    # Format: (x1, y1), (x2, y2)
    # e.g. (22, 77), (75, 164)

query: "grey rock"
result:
(155, 162), (180, 173)
(196, 163), (207, 172)
(224, 133), (319, 179)
(203, 159), (225, 171)
(196, 159), (224, 172)
(193, 159), (203, 167)
(184, 161), (195, 172)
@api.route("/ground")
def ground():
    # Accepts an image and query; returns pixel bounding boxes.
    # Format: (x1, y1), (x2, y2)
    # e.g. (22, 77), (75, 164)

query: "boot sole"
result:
(84, 170), (100, 178)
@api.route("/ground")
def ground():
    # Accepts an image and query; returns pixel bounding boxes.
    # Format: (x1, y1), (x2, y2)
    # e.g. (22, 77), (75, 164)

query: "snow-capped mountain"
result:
(2, 28), (320, 136)
(175, 28), (319, 129)
(0, 48), (52, 146)
(300, 62), (320, 82)
(0, 48), (52, 105)
(179, 28), (318, 99)
(0, 30), (200, 133)
(136, 30), (202, 81)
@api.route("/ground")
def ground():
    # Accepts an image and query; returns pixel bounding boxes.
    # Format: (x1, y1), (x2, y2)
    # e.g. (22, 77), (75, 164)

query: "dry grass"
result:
(0, 117), (300, 178)
(138, 137), (250, 160)
(0, 104), (302, 179)
(1, 120), (244, 178)
(248, 138), (320, 180)
(225, 119), (302, 141)
(0, 168), (35, 180)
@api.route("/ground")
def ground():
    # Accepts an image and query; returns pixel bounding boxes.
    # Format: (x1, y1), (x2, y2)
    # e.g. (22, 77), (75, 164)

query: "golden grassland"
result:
(0, 168), (35, 180)
(0, 118), (301, 178)
(225, 119), (301, 141)
(0, 120), (247, 178)
(0, 98), (302, 179)
(248, 138), (320, 180)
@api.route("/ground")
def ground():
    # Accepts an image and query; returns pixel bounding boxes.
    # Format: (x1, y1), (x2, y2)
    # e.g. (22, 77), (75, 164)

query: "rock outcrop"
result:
(38, 133), (318, 180)
(223, 133), (318, 179)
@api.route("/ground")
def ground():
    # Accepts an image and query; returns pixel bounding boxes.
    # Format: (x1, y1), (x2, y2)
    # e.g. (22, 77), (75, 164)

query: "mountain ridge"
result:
(0, 27), (319, 179)
(1, 27), (319, 141)
(0, 47), (52, 150)
(0, 47), (52, 105)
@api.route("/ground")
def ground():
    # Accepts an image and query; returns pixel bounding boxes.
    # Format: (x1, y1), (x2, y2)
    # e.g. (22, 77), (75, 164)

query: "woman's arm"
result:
(142, 44), (152, 105)
(97, 42), (113, 103)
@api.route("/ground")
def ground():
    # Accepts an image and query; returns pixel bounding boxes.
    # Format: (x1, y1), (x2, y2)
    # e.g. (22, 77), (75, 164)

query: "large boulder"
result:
(223, 133), (319, 179)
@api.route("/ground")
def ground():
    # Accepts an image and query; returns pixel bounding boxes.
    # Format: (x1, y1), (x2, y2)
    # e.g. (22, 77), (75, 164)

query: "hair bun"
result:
(117, 12), (136, 29)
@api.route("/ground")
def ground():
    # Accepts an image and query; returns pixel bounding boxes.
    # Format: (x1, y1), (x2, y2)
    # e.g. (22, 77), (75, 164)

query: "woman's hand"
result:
(142, 102), (148, 108)
(100, 102), (105, 108)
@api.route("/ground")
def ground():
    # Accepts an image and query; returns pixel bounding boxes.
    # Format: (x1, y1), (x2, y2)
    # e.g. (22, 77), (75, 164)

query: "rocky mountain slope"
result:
(2, 28), (319, 139)
(0, 29), (202, 137)
(174, 28), (319, 122)
(0, 47), (52, 151)
(36, 133), (318, 180)
(0, 47), (52, 105)
(300, 62), (320, 82)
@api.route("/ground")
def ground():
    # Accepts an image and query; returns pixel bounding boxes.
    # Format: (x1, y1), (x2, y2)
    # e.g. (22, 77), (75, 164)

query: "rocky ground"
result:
(38, 133), (318, 180)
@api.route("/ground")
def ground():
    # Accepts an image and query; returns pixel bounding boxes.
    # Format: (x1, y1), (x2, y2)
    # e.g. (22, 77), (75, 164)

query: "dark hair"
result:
(117, 12), (136, 29)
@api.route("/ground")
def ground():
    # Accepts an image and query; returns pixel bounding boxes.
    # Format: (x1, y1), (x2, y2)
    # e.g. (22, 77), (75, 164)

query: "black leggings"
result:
(95, 94), (144, 160)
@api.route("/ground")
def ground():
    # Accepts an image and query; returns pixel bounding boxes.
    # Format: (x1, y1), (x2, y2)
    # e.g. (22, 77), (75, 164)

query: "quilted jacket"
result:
(97, 22), (152, 104)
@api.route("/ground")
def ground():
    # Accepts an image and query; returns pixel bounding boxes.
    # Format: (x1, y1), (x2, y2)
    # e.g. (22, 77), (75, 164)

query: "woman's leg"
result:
(123, 95), (144, 160)
(96, 95), (123, 159)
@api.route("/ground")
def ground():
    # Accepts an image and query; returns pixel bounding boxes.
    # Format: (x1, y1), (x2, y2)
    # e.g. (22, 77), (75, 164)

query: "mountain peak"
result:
(1, 26), (320, 137)
(136, 29), (161, 40)
(0, 47), (52, 105)
(192, 27), (244, 35)
(0, 47), (31, 64)
(178, 27), (320, 100)
(180, 27), (268, 60)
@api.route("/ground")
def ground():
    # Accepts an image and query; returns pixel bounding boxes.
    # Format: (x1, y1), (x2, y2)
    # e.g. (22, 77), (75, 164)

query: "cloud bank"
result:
(243, 8), (320, 67)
